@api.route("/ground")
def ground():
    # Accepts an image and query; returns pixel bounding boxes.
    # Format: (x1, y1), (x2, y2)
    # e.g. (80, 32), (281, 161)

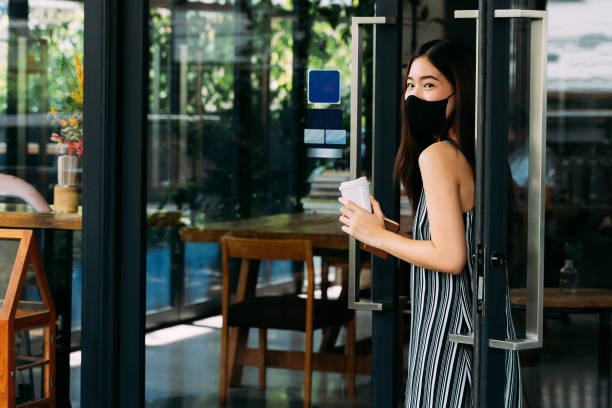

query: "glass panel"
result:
(184, 242), (220, 305)
(146, 226), (173, 314)
(16, 327), (46, 362)
(0, 3), (84, 407)
(0, 238), (20, 304)
(15, 365), (45, 404)
(508, 0), (612, 405)
(71, 230), (83, 331)
(17, 259), (45, 312)
(0, 2), (84, 205)
(15, 327), (47, 404)
(146, 0), (376, 404)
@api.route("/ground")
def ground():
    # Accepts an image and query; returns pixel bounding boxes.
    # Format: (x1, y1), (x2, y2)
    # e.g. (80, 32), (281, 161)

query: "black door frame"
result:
(82, 0), (149, 406)
(476, 0), (512, 406)
(371, 0), (403, 406)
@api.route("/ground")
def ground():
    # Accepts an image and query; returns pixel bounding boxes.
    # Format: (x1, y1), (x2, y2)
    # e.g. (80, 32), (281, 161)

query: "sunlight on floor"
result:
(145, 324), (213, 346)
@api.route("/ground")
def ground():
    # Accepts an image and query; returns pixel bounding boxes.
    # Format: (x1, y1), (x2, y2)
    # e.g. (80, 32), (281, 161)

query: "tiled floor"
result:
(69, 311), (610, 407)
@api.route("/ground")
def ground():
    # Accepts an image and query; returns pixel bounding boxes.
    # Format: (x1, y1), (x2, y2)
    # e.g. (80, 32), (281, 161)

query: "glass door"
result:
(513, 0), (612, 406)
(143, 0), (400, 406)
(452, 1), (549, 406)
(456, 0), (612, 406)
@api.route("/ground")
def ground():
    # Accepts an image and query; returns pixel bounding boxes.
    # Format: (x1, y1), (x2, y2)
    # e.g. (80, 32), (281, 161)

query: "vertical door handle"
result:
(452, 9), (547, 350)
(348, 17), (395, 311)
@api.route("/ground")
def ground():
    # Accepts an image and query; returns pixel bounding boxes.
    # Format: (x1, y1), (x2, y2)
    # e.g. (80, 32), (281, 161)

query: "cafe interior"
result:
(1, 0), (612, 407)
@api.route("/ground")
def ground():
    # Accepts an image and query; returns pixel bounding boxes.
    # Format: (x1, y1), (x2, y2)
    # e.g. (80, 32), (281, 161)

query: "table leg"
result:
(599, 310), (610, 408)
(42, 229), (73, 408)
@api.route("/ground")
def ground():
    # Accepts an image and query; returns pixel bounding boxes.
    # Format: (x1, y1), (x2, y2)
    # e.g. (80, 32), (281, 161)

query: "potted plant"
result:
(49, 55), (83, 213)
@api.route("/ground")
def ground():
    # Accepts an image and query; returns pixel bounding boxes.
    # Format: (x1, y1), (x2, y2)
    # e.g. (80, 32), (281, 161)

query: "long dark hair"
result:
(393, 39), (476, 208)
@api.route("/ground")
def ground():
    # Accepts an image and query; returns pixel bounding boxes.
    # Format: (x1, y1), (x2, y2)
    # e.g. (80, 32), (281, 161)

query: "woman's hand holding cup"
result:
(338, 194), (386, 248)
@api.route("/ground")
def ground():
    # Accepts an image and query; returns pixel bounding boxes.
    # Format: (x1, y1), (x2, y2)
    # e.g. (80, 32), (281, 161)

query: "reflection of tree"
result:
(2, 2), (83, 195)
(149, 0), (375, 223)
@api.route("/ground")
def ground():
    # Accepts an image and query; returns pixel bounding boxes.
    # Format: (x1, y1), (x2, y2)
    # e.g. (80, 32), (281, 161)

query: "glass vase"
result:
(560, 259), (577, 293)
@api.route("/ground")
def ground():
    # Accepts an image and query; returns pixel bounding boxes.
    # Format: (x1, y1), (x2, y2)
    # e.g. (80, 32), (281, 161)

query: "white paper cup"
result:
(339, 176), (372, 213)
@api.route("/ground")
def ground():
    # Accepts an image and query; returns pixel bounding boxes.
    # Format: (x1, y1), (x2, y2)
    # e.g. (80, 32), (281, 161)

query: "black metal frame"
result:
(371, 0), (402, 406)
(476, 0), (512, 406)
(82, 0), (149, 406)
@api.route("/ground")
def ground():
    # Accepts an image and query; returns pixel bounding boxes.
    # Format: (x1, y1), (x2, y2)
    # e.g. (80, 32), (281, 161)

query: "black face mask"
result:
(404, 94), (453, 142)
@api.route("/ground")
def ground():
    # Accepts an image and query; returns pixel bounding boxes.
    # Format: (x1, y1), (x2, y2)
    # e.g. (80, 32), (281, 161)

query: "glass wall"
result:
(506, 0), (612, 406)
(0, 1), (84, 407)
(0, 2), (83, 198)
(144, 0), (381, 405)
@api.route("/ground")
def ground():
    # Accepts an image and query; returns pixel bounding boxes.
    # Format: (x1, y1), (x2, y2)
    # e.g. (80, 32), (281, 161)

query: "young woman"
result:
(338, 39), (522, 407)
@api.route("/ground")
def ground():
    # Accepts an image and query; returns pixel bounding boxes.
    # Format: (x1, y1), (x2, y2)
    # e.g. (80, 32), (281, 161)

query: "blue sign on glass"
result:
(325, 129), (346, 145)
(308, 70), (341, 104)
(307, 109), (343, 130)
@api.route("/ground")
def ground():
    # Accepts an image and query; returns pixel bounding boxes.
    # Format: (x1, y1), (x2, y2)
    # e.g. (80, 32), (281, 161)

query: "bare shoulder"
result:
(418, 141), (461, 174)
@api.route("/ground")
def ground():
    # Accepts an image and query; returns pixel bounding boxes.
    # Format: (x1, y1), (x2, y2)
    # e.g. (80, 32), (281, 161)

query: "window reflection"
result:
(510, 0), (612, 406)
(146, 0), (369, 321)
(0, 2), (83, 201)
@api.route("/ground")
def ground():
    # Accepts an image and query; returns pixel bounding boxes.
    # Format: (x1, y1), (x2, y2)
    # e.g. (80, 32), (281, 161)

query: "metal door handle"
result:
(453, 9), (547, 350)
(348, 17), (395, 311)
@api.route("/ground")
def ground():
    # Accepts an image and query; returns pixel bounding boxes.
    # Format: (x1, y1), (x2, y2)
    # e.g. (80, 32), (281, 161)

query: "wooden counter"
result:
(0, 204), (82, 230)
(511, 287), (612, 309)
(181, 213), (349, 250)
(180, 212), (412, 251)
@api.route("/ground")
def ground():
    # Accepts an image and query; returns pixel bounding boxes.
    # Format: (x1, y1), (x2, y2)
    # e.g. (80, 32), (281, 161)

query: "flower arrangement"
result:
(49, 55), (83, 157)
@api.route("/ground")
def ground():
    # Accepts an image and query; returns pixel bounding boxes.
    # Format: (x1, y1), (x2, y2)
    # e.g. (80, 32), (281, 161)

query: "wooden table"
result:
(181, 213), (349, 250)
(511, 288), (612, 408)
(0, 204), (82, 230)
(181, 212), (411, 250)
(0, 204), (81, 407)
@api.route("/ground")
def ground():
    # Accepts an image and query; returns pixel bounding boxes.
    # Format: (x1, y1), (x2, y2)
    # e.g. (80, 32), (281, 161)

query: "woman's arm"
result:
(339, 142), (467, 275)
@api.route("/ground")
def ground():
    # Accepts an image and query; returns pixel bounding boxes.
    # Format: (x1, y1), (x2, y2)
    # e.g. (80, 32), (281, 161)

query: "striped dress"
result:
(404, 143), (523, 408)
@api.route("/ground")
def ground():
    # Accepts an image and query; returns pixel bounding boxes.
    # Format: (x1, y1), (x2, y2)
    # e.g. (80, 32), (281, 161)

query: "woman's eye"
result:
(407, 83), (414, 88)
(424, 83), (434, 88)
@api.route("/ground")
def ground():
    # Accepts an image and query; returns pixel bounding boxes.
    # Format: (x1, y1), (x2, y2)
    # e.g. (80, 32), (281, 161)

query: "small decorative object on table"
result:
(560, 241), (583, 293)
(559, 259), (577, 294)
(54, 151), (79, 212)
(49, 56), (83, 213)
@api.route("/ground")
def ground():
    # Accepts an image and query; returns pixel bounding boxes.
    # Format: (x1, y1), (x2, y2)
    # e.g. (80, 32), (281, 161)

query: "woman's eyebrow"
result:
(407, 74), (440, 81)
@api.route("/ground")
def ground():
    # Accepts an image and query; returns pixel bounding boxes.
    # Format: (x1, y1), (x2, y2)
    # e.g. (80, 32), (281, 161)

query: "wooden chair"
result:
(219, 236), (356, 407)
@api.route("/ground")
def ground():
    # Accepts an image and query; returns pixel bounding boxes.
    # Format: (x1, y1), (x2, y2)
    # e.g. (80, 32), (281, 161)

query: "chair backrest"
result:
(0, 174), (51, 213)
(220, 235), (316, 297)
(221, 236), (313, 262)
